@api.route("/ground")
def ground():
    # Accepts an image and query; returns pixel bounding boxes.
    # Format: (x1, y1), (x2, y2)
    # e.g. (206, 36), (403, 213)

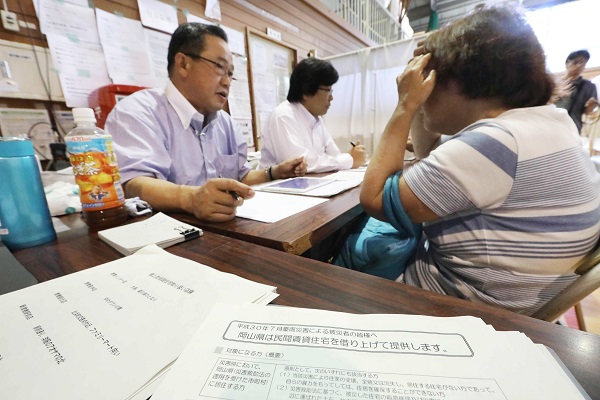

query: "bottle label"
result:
(66, 136), (125, 211)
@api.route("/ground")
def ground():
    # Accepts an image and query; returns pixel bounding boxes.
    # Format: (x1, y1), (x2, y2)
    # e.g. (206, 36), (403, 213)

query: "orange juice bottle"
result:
(65, 108), (127, 229)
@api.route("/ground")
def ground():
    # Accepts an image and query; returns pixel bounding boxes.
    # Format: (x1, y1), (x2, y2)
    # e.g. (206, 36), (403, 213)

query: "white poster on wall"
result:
(38, 0), (99, 44)
(95, 9), (156, 88)
(234, 118), (253, 148)
(205, 0), (222, 21)
(143, 28), (171, 88)
(228, 55), (252, 120)
(137, 0), (179, 34)
(46, 34), (112, 108)
(221, 25), (246, 56)
(33, 0), (89, 17)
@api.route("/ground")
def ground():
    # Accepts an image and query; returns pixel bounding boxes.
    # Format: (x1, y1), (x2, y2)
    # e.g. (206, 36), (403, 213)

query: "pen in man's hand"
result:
(218, 174), (241, 202)
(350, 141), (356, 147)
(228, 191), (241, 202)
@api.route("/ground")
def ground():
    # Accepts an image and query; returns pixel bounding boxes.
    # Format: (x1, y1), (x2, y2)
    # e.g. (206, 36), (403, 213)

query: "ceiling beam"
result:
(407, 0), (577, 25)
(523, 0), (578, 10)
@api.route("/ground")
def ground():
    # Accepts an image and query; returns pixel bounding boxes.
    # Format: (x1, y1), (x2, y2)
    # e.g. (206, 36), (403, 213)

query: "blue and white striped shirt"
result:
(402, 105), (600, 315)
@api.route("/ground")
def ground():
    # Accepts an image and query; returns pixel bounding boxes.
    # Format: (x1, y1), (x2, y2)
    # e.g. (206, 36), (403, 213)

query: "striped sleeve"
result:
(404, 128), (517, 216)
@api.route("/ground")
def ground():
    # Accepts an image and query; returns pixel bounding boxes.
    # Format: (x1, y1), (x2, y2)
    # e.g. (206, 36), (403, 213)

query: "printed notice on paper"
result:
(151, 303), (588, 400)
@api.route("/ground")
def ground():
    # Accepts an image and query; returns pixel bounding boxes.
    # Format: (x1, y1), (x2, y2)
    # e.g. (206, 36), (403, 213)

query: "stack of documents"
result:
(151, 303), (590, 400)
(0, 245), (278, 400)
(98, 212), (202, 255)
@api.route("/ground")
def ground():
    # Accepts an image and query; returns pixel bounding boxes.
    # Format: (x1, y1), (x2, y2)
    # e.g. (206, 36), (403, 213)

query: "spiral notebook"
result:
(98, 213), (202, 256)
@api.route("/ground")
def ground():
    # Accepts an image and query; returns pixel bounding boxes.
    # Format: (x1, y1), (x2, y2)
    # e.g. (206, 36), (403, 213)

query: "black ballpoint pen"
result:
(219, 175), (241, 201)
(350, 141), (356, 147)
(228, 191), (241, 202)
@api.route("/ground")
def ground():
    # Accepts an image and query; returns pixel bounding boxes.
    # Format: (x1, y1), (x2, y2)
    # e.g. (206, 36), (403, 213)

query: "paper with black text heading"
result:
(151, 303), (589, 400)
(0, 245), (278, 400)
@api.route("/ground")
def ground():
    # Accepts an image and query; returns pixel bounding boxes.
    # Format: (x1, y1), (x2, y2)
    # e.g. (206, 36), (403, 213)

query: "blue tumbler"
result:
(0, 138), (56, 249)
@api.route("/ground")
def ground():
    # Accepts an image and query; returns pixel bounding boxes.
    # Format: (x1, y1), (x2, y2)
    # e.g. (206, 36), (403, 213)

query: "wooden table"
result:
(11, 214), (600, 399)
(170, 184), (364, 261)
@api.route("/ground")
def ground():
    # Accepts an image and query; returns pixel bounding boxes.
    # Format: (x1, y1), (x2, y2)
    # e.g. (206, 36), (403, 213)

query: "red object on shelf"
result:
(88, 84), (146, 129)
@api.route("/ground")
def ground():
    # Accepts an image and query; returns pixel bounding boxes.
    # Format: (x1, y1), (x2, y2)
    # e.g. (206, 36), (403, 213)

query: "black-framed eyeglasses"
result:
(182, 52), (236, 80)
(318, 87), (334, 95)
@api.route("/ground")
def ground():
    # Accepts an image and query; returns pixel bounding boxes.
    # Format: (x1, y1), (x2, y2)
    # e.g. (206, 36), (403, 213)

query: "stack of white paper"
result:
(98, 212), (202, 255)
(151, 303), (590, 400)
(0, 245), (278, 400)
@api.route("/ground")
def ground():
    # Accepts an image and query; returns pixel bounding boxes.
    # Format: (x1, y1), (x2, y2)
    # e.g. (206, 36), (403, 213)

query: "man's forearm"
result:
(242, 169), (272, 186)
(124, 176), (192, 213)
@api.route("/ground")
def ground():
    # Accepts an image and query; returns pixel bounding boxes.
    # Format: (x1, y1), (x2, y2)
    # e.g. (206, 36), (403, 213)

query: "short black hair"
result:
(287, 58), (339, 102)
(167, 23), (228, 75)
(566, 49), (591, 64)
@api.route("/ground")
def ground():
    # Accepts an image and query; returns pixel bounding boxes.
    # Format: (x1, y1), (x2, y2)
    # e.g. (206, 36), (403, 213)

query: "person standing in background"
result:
(556, 49), (598, 133)
(259, 58), (366, 173)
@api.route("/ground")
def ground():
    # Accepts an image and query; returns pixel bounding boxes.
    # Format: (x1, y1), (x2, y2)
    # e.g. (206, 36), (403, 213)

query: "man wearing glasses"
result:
(105, 23), (306, 222)
(556, 49), (598, 133)
(259, 58), (366, 173)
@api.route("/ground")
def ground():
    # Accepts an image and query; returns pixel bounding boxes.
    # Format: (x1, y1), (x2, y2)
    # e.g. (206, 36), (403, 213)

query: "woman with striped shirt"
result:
(360, 4), (600, 315)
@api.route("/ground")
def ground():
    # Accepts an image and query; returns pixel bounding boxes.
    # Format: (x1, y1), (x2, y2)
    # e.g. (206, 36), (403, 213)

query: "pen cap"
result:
(0, 138), (56, 249)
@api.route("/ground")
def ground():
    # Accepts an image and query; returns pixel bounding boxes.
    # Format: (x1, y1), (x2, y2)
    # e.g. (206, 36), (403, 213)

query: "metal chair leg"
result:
(574, 303), (587, 332)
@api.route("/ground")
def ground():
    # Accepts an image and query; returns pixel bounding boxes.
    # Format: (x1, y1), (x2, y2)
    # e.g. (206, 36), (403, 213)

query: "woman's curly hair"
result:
(423, 4), (558, 108)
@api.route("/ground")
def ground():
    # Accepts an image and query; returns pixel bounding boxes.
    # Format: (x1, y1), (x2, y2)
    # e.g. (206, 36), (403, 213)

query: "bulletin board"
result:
(245, 28), (297, 150)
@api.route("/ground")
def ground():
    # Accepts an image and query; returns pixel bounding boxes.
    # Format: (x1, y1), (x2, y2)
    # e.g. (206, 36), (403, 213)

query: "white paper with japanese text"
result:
(152, 303), (588, 400)
(0, 245), (277, 400)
